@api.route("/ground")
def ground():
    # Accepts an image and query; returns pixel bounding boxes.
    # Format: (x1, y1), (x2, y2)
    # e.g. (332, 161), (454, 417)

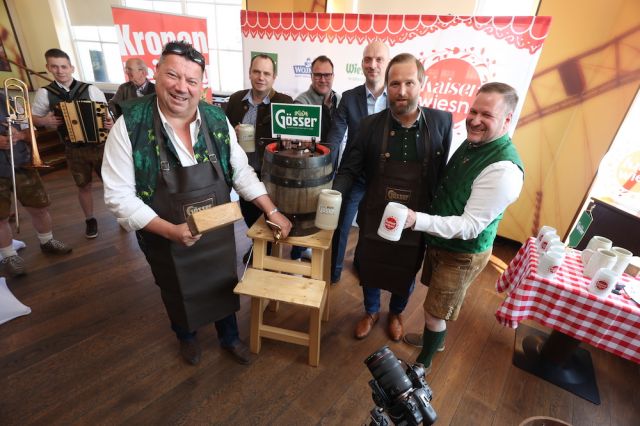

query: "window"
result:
(65, 0), (243, 93)
(122, 0), (243, 93)
(71, 26), (124, 83)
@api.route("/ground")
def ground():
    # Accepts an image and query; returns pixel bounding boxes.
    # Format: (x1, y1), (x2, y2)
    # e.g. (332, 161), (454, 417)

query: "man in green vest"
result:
(402, 82), (524, 374)
(102, 41), (291, 366)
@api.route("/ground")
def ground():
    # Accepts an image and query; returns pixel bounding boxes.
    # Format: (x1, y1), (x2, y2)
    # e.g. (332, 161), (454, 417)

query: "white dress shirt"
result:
(413, 161), (523, 240)
(102, 103), (267, 232)
(31, 81), (107, 117)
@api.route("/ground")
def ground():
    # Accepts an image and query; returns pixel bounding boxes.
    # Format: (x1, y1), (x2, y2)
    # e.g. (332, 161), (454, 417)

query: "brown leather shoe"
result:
(388, 313), (404, 342)
(222, 340), (255, 365)
(179, 339), (201, 365)
(354, 313), (379, 339)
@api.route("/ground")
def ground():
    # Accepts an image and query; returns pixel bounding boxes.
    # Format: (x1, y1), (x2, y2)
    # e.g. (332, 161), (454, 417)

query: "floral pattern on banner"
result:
(241, 12), (551, 54)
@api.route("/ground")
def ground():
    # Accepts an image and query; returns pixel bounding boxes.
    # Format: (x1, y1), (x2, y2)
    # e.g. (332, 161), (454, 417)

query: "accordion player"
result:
(56, 100), (110, 144)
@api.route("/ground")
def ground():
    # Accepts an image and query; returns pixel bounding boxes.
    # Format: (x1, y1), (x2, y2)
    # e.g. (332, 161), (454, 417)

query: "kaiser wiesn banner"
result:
(241, 12), (552, 152)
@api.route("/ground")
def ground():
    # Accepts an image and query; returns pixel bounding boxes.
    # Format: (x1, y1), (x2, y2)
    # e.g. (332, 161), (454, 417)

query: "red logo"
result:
(596, 280), (608, 290)
(384, 216), (397, 231)
(549, 265), (558, 274)
(421, 58), (481, 124)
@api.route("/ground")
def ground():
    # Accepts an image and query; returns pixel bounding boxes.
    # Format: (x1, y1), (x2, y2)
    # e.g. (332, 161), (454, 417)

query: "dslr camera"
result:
(365, 345), (437, 425)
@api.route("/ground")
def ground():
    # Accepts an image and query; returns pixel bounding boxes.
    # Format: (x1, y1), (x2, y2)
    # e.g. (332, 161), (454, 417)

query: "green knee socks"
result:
(416, 328), (447, 367)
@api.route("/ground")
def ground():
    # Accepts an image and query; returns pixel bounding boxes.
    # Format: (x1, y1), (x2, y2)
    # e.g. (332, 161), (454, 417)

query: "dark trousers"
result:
(171, 313), (240, 347)
(362, 280), (415, 315)
(331, 178), (366, 282)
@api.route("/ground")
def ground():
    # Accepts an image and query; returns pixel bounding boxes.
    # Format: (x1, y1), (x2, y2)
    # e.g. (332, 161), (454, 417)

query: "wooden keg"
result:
(262, 142), (333, 236)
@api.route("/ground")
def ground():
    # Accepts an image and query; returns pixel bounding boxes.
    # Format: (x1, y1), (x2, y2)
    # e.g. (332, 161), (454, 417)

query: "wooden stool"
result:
(233, 216), (334, 366)
(234, 268), (327, 366)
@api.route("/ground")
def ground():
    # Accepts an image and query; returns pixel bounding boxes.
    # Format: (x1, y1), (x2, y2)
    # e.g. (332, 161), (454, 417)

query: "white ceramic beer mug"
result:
(584, 248), (617, 278)
(536, 226), (556, 247)
(314, 189), (342, 231)
(539, 233), (560, 253)
(588, 268), (617, 297)
(537, 251), (564, 278)
(236, 123), (256, 153)
(585, 235), (612, 252)
(610, 246), (633, 276)
(377, 202), (408, 242)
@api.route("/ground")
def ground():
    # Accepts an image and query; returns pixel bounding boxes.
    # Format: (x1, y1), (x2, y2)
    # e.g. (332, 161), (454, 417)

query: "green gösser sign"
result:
(271, 103), (322, 140)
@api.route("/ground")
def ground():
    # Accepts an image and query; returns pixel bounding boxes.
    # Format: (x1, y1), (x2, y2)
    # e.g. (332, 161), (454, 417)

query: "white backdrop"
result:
(241, 13), (551, 151)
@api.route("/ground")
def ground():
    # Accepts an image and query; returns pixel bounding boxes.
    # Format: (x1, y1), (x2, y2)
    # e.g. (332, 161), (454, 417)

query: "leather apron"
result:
(136, 106), (239, 332)
(354, 111), (431, 297)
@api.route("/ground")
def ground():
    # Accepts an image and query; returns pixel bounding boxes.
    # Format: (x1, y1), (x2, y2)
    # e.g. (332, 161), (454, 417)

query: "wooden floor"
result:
(1, 169), (639, 425)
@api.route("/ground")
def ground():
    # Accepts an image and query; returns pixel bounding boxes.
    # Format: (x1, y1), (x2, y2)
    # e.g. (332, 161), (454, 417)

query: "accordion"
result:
(57, 100), (109, 144)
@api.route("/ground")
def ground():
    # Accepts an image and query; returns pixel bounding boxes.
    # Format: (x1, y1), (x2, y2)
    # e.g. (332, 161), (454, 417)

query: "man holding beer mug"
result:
(225, 54), (293, 254)
(402, 82), (524, 374)
(333, 53), (452, 342)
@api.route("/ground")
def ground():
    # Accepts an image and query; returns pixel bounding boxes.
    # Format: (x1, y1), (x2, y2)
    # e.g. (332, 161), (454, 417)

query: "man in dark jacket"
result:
(109, 58), (155, 119)
(333, 53), (452, 342)
(225, 54), (293, 233)
(326, 41), (390, 283)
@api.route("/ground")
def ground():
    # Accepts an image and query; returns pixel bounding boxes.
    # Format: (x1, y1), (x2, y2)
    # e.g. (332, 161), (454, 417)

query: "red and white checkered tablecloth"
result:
(495, 237), (640, 364)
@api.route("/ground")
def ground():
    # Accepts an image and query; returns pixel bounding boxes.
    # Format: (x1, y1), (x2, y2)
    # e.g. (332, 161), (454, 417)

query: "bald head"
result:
(362, 41), (390, 90)
(125, 58), (148, 86)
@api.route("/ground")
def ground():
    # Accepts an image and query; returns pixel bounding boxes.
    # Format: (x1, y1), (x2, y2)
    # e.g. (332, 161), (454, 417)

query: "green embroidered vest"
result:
(427, 134), (523, 253)
(120, 95), (232, 205)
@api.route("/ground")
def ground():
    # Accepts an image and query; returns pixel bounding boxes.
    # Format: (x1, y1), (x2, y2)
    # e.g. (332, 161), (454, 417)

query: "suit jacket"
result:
(224, 88), (293, 172)
(108, 80), (155, 119)
(333, 107), (453, 212)
(325, 84), (368, 168)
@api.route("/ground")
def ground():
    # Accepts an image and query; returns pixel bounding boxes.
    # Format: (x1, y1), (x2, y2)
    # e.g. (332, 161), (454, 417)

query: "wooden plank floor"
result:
(1, 169), (639, 425)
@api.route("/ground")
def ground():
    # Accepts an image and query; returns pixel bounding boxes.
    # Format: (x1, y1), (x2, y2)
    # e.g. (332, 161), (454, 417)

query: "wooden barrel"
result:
(262, 143), (333, 236)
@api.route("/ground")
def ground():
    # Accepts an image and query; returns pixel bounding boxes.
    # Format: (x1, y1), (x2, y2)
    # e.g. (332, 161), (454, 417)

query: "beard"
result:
(390, 97), (419, 116)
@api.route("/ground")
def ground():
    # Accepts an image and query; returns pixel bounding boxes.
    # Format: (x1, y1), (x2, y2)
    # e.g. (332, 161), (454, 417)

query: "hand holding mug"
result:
(404, 209), (417, 229)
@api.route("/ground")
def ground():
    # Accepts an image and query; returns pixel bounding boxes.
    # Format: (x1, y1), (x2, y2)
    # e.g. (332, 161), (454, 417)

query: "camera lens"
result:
(365, 346), (412, 400)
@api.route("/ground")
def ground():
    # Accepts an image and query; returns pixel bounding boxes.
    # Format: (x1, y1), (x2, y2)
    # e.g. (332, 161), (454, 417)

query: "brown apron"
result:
(354, 111), (431, 298)
(136, 106), (239, 332)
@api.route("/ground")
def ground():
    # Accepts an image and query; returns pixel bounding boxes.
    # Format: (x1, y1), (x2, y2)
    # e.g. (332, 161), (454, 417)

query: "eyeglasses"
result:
(312, 72), (334, 80)
(162, 41), (206, 70)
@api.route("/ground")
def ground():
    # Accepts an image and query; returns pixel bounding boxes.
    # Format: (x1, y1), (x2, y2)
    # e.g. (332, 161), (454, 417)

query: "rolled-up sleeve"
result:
(102, 117), (158, 231)
(226, 118), (267, 201)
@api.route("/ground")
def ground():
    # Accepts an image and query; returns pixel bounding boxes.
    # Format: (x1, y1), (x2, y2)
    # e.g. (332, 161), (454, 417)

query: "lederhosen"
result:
(136, 106), (239, 332)
(354, 111), (431, 298)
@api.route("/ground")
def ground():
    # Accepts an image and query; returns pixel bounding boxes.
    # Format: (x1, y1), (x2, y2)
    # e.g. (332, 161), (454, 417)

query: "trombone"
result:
(3, 77), (49, 233)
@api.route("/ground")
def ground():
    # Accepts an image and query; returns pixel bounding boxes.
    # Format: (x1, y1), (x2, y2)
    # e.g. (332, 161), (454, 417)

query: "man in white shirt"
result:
(402, 82), (524, 374)
(102, 41), (291, 366)
(31, 48), (113, 239)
